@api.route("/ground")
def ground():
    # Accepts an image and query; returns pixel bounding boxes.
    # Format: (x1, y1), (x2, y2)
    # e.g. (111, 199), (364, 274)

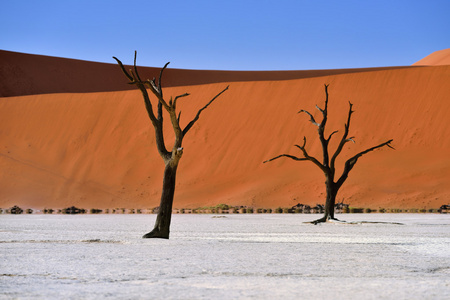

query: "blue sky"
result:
(1, 0), (449, 70)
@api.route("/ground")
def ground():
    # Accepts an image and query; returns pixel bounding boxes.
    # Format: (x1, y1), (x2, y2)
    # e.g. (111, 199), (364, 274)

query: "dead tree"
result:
(113, 52), (228, 238)
(265, 84), (393, 224)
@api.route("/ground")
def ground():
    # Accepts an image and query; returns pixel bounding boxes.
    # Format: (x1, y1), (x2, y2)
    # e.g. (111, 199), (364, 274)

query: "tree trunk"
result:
(311, 178), (339, 224)
(143, 161), (178, 239)
(324, 180), (337, 220)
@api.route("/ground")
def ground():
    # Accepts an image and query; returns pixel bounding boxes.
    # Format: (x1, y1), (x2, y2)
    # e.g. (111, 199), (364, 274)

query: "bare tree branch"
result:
(264, 137), (326, 172)
(336, 139), (394, 188)
(113, 54), (168, 156)
(133, 51), (143, 83)
(316, 84), (330, 167)
(299, 109), (319, 126)
(330, 101), (354, 170)
(327, 130), (339, 141)
(112, 55), (160, 125)
(173, 93), (190, 110)
(349, 139), (394, 162)
(318, 84), (330, 126)
(294, 137), (327, 172)
(315, 105), (324, 114)
(263, 154), (307, 163)
(158, 62), (170, 97)
(112, 56), (133, 82)
(183, 85), (229, 135)
(144, 80), (170, 110)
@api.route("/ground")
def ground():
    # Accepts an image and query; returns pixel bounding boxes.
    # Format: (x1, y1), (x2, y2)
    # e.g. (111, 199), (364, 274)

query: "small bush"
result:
(10, 205), (23, 214)
(62, 206), (86, 214)
(215, 204), (230, 210)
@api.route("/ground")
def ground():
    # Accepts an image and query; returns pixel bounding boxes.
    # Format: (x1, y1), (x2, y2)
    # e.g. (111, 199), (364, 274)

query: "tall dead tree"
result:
(113, 52), (228, 238)
(265, 84), (393, 224)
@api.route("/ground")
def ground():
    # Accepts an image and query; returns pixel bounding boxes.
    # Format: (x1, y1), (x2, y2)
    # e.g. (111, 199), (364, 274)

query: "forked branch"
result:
(112, 54), (158, 124)
(327, 130), (339, 141)
(112, 56), (133, 82)
(264, 137), (326, 172)
(294, 137), (325, 171)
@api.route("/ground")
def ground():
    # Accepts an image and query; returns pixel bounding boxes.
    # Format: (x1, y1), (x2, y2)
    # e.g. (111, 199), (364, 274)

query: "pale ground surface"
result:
(1, 214), (449, 299)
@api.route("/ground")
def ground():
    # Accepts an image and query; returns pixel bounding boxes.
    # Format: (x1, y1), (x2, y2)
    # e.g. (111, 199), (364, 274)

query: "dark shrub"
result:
(62, 206), (86, 214)
(10, 205), (23, 214)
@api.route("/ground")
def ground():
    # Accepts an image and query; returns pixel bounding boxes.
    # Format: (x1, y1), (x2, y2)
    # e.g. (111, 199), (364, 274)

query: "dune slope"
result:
(1, 51), (449, 210)
(1, 50), (412, 97)
(413, 48), (450, 66)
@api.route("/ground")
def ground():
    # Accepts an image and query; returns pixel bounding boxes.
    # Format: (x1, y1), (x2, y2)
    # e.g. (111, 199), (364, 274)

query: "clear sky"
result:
(1, 0), (449, 70)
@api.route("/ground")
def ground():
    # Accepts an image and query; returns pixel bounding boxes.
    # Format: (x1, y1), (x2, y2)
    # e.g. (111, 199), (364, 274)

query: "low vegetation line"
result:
(2, 204), (448, 215)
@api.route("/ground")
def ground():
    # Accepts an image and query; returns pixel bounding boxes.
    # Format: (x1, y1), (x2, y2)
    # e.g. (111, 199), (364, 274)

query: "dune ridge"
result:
(1, 50), (414, 97)
(1, 50), (449, 210)
(413, 48), (450, 66)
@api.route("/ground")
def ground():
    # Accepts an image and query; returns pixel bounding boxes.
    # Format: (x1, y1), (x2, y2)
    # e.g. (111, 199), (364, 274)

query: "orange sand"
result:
(413, 48), (450, 66)
(1, 50), (449, 210)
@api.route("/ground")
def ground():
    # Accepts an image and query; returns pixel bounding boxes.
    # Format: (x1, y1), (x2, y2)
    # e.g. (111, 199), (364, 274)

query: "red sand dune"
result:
(413, 48), (450, 66)
(1, 50), (413, 97)
(1, 50), (449, 210)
